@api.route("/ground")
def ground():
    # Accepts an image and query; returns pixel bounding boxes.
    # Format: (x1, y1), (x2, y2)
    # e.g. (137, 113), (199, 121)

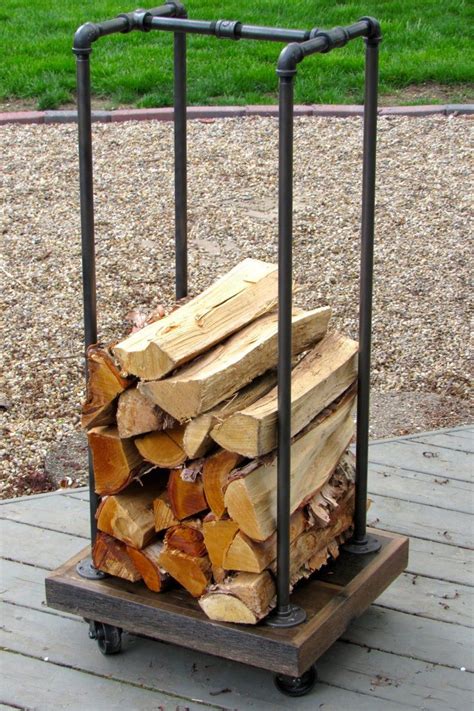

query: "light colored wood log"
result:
(276, 491), (355, 586)
(167, 466), (208, 520)
(113, 258), (280, 380)
(199, 571), (275, 624)
(158, 547), (212, 597)
(140, 306), (330, 422)
(202, 518), (240, 568)
(116, 387), (176, 438)
(88, 426), (146, 495)
(92, 532), (141, 582)
(153, 491), (179, 532)
(202, 450), (243, 518)
(81, 346), (131, 429)
(223, 454), (354, 573)
(211, 332), (357, 457)
(135, 424), (186, 468)
(199, 492), (354, 624)
(224, 389), (356, 540)
(126, 541), (171, 592)
(182, 372), (277, 459)
(164, 520), (206, 557)
(97, 479), (166, 549)
(223, 509), (307, 573)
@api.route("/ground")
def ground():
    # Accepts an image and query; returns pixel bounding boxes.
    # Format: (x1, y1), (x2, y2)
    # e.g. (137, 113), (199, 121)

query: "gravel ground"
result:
(1, 115), (472, 498)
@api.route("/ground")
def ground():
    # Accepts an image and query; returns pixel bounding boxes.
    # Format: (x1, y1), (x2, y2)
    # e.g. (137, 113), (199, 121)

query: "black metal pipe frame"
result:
(72, 10), (382, 608)
(268, 17), (383, 626)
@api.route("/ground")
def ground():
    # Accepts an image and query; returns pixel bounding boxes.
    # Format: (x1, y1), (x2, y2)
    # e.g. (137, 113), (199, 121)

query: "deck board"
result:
(1, 425), (473, 709)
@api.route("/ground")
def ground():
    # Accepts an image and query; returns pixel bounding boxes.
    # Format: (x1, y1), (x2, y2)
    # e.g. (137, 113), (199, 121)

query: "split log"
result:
(88, 426), (147, 495)
(135, 424), (186, 468)
(202, 450), (243, 518)
(92, 532), (141, 582)
(117, 387), (176, 438)
(167, 466), (208, 520)
(224, 388), (356, 540)
(202, 518), (240, 568)
(199, 490), (354, 624)
(199, 571), (275, 624)
(223, 509), (307, 574)
(126, 541), (171, 592)
(158, 546), (212, 597)
(97, 479), (165, 549)
(153, 491), (179, 532)
(140, 306), (330, 422)
(277, 491), (355, 586)
(113, 258), (280, 379)
(164, 520), (206, 557)
(82, 346), (131, 429)
(224, 452), (354, 573)
(182, 372), (277, 459)
(211, 332), (358, 457)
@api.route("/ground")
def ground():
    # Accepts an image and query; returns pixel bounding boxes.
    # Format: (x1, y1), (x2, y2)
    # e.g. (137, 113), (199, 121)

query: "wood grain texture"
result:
(88, 426), (145, 495)
(45, 530), (408, 676)
(182, 372), (277, 459)
(140, 307), (330, 421)
(113, 258), (280, 379)
(212, 332), (356, 457)
(225, 391), (355, 540)
(81, 345), (131, 430)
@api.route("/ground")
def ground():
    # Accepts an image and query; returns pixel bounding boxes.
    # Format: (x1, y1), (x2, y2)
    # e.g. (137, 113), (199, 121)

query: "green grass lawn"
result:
(0, 1), (472, 109)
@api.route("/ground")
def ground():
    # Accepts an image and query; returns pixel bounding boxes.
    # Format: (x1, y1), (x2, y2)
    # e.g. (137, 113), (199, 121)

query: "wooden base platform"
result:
(46, 528), (408, 677)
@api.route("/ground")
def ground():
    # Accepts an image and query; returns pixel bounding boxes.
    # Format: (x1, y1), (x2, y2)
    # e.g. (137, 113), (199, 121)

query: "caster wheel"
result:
(274, 665), (317, 697)
(88, 621), (122, 655)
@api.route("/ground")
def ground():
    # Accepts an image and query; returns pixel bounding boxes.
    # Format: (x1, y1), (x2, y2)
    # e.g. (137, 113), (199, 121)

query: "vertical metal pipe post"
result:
(266, 73), (306, 627)
(349, 34), (382, 554)
(75, 52), (100, 548)
(174, 30), (187, 299)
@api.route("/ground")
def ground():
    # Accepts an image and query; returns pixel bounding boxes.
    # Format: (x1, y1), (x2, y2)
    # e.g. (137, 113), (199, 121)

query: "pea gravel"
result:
(1, 115), (472, 498)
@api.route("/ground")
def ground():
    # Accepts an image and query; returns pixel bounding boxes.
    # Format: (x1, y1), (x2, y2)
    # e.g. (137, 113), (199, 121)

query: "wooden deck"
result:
(1, 425), (473, 710)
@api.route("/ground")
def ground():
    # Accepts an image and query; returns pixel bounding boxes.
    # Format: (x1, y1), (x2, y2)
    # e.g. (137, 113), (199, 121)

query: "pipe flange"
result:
(215, 19), (242, 40)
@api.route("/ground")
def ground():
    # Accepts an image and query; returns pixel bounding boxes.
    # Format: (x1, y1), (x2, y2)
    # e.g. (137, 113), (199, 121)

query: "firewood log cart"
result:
(45, 4), (408, 697)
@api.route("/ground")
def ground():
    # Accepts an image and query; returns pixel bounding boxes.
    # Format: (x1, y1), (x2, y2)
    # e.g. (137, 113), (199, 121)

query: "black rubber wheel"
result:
(274, 665), (318, 697)
(89, 621), (122, 655)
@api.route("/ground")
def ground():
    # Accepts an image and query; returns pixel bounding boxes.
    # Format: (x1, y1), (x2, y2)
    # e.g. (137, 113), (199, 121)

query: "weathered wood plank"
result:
(5, 548), (472, 676)
(2, 558), (56, 612)
(369, 463), (473, 513)
(0, 495), (89, 538)
(409, 430), (474, 453)
(1, 519), (86, 570)
(405, 535), (473, 586)
(2, 598), (454, 711)
(342, 605), (473, 671)
(0, 651), (205, 711)
(377, 572), (473, 627)
(319, 636), (473, 710)
(369, 440), (473, 482)
(368, 495), (473, 548)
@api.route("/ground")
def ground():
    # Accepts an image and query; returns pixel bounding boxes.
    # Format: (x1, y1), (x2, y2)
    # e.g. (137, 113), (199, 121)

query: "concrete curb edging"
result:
(0, 103), (472, 126)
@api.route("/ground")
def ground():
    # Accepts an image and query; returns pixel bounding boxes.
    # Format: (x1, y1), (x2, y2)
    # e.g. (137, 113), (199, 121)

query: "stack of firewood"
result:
(83, 259), (359, 624)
